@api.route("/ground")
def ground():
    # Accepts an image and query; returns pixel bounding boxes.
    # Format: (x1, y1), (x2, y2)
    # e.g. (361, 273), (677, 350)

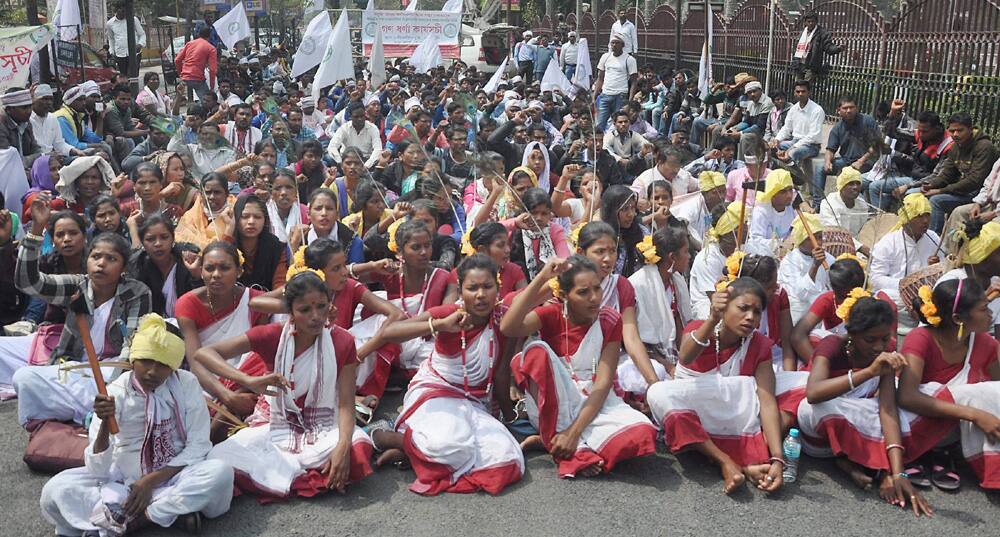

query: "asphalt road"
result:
(2, 400), (999, 537)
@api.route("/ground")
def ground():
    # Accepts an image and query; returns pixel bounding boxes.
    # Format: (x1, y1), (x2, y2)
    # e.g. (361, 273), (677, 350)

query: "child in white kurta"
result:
(39, 315), (233, 536)
(778, 213), (837, 322)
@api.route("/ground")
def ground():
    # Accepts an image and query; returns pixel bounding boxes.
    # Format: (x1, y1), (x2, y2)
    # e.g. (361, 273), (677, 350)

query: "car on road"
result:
(54, 41), (115, 92)
(461, 24), (519, 74)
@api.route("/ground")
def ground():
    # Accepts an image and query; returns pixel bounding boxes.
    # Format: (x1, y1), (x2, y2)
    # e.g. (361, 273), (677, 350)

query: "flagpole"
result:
(765, 0), (775, 94)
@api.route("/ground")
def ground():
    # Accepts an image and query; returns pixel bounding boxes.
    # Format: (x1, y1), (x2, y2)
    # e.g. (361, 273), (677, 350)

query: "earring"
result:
(958, 321), (965, 340)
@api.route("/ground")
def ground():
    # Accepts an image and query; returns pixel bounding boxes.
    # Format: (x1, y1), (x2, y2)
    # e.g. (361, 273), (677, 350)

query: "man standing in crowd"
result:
(560, 31), (579, 81)
(106, 3), (146, 75)
(515, 31), (536, 85)
(610, 8), (639, 55)
(175, 27), (219, 102)
(594, 33), (637, 132)
(791, 12), (842, 82)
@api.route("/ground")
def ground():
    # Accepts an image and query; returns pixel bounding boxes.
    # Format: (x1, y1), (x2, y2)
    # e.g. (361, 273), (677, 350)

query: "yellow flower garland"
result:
(636, 235), (660, 264)
(917, 285), (941, 326)
(835, 287), (871, 322)
(236, 248), (246, 267)
(548, 277), (562, 299)
(292, 245), (307, 268)
(835, 252), (866, 270)
(715, 251), (746, 292)
(460, 230), (476, 256)
(285, 265), (326, 282)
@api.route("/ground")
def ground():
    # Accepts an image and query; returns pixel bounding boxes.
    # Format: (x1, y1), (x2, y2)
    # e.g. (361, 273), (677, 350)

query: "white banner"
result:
(0, 25), (56, 95)
(361, 10), (461, 59)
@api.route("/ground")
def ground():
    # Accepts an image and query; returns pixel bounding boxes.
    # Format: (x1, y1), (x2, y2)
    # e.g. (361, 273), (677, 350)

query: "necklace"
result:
(714, 323), (746, 374)
(399, 268), (431, 318)
(459, 320), (496, 399)
(206, 287), (239, 319)
(560, 305), (598, 389)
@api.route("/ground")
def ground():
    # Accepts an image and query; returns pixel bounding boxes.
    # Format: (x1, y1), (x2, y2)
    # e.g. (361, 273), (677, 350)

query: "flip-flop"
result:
(931, 464), (961, 491)
(354, 401), (374, 426)
(904, 465), (932, 488)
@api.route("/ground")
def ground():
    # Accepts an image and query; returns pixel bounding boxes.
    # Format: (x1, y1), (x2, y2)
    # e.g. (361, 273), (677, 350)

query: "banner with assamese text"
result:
(0, 25), (56, 96)
(361, 10), (461, 59)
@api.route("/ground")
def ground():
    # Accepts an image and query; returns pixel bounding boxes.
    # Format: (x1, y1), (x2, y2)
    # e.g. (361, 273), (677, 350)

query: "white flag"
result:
(54, 0), (81, 41)
(698, 2), (714, 97)
(365, 0), (375, 13)
(213, 2), (252, 50)
(442, 0), (463, 12)
(410, 33), (441, 74)
(573, 37), (592, 90)
(482, 55), (508, 94)
(312, 9), (354, 102)
(305, 0), (324, 14)
(405, 0), (418, 12)
(368, 25), (386, 88)
(292, 10), (333, 78)
(541, 56), (576, 97)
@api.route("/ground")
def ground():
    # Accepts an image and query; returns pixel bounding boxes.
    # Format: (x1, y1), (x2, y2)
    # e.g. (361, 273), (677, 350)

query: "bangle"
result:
(689, 331), (711, 347)
(847, 369), (855, 390)
(348, 263), (357, 279)
(427, 316), (437, 338)
(886, 443), (906, 454)
(24, 232), (44, 242)
(553, 187), (566, 194)
(768, 457), (786, 468)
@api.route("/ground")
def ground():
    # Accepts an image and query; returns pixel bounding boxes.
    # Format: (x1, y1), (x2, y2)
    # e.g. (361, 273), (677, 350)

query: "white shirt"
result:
(85, 370), (211, 483)
(689, 243), (726, 320)
(561, 41), (579, 66)
(106, 16), (146, 58)
(597, 51), (637, 96)
(29, 111), (73, 156)
(749, 201), (795, 247)
(220, 92), (244, 107)
(633, 165), (698, 201)
(610, 20), (639, 54)
(778, 247), (837, 323)
(776, 99), (825, 148)
(870, 228), (941, 305)
(672, 196), (710, 249)
(168, 138), (236, 179)
(328, 121), (382, 168)
(223, 122), (263, 156)
(819, 192), (870, 236)
(972, 157), (1000, 206)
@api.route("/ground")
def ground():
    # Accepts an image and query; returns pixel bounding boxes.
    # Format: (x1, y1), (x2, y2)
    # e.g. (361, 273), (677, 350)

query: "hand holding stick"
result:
(71, 293), (118, 434)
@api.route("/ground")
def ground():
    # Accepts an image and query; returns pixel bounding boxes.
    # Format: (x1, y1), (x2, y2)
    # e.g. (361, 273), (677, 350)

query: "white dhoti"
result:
(796, 376), (890, 469)
(40, 460), (234, 535)
(0, 333), (33, 397)
(13, 362), (120, 425)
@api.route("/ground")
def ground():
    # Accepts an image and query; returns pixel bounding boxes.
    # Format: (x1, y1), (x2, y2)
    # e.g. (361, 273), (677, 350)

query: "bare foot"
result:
(520, 434), (545, 452)
(375, 448), (406, 468)
(721, 460), (746, 494)
(743, 463), (772, 488)
(577, 461), (604, 478)
(836, 457), (873, 489)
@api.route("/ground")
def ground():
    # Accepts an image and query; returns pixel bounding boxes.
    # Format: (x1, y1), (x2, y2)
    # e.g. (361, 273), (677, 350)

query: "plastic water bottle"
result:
(782, 428), (802, 483)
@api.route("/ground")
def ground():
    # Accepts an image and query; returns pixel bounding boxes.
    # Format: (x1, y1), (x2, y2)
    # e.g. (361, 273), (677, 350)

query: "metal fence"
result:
(534, 0), (1000, 138)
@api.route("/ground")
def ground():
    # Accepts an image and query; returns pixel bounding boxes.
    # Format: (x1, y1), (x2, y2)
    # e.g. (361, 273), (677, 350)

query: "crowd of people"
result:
(3, 8), (1000, 535)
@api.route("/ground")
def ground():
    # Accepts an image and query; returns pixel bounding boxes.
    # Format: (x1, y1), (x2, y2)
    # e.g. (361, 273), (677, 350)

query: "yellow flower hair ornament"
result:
(835, 252), (866, 270)
(285, 265), (326, 283)
(292, 245), (307, 268)
(461, 230), (476, 256)
(387, 218), (404, 255)
(918, 285), (941, 326)
(835, 287), (871, 322)
(548, 277), (562, 299)
(637, 235), (660, 264)
(715, 251), (747, 293)
(568, 223), (584, 250)
(236, 248), (246, 267)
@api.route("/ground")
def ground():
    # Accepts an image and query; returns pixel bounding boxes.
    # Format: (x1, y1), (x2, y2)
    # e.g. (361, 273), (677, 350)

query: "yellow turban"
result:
(709, 201), (747, 241)
(699, 171), (726, 192)
(960, 221), (1000, 265)
(790, 212), (824, 247)
(757, 169), (794, 203)
(891, 192), (932, 231)
(509, 166), (538, 187)
(129, 314), (185, 371)
(836, 166), (862, 192)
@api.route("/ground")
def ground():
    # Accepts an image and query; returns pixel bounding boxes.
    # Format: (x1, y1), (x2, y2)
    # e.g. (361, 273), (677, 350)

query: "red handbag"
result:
(22, 419), (88, 474)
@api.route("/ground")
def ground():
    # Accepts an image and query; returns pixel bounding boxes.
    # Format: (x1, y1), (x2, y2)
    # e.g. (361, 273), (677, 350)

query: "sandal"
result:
(931, 464), (961, 491)
(903, 464), (932, 488)
(354, 395), (378, 426)
(363, 418), (396, 452)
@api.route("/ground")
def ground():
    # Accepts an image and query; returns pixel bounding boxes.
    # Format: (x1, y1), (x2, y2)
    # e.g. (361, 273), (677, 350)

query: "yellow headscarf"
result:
(891, 192), (932, 231)
(960, 221), (1000, 265)
(699, 171), (726, 193)
(790, 212), (824, 247)
(129, 314), (185, 370)
(509, 166), (538, 187)
(757, 169), (794, 203)
(708, 201), (747, 241)
(387, 218), (404, 254)
(836, 166), (862, 192)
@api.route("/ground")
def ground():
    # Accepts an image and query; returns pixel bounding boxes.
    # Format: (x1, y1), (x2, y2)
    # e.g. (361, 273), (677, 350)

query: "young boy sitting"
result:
(40, 314), (233, 536)
(749, 168), (796, 251)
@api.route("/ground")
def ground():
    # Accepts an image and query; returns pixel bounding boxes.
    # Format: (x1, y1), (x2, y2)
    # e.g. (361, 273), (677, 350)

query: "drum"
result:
(821, 226), (856, 258)
(859, 214), (899, 250)
(898, 262), (947, 317)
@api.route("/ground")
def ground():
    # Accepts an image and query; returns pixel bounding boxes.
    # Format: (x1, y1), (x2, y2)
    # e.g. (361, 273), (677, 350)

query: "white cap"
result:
(404, 96), (421, 111)
(523, 30), (533, 38)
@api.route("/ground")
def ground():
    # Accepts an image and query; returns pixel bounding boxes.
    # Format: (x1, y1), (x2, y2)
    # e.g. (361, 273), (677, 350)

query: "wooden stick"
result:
(794, 208), (829, 270)
(75, 315), (118, 434)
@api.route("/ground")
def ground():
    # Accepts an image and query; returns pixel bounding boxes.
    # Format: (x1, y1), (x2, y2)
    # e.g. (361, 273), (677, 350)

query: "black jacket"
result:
(793, 25), (843, 73)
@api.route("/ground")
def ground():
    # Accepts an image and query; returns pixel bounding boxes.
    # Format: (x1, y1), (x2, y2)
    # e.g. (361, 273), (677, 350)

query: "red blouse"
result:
(682, 320), (772, 376)
(244, 322), (357, 371)
(174, 288), (268, 329)
(534, 303), (623, 357)
(901, 327), (998, 385)
(331, 278), (368, 329)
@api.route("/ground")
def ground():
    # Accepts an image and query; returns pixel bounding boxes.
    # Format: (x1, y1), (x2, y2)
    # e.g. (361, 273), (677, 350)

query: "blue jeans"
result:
(668, 111), (687, 139)
(691, 116), (717, 147)
(778, 141), (821, 166)
(811, 157), (850, 210)
(596, 93), (626, 133)
(563, 64), (576, 81)
(863, 172), (911, 211)
(184, 79), (211, 102)
(21, 296), (46, 324)
(928, 192), (975, 233)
